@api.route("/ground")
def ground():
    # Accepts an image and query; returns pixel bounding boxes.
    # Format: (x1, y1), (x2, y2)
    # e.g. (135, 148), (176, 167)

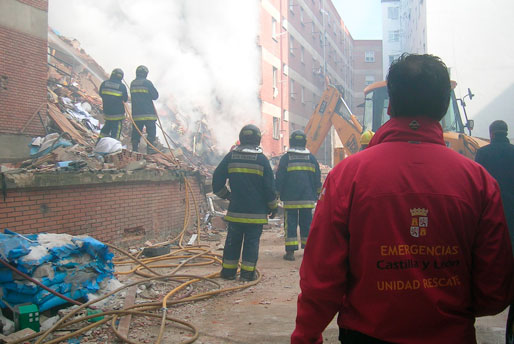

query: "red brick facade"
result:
(16, 0), (48, 11)
(0, 177), (207, 246)
(0, 0), (48, 137)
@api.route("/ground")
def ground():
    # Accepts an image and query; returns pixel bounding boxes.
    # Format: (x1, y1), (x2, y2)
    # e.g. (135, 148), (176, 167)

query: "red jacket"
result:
(292, 117), (514, 344)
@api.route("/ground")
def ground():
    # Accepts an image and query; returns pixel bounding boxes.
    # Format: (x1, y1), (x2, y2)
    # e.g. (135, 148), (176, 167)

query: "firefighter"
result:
(98, 68), (128, 140)
(276, 130), (321, 261)
(360, 130), (374, 150)
(130, 65), (159, 153)
(212, 124), (277, 281)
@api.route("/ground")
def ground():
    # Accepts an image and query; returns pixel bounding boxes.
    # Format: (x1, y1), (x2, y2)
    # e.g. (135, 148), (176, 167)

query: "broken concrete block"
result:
(0, 328), (36, 343)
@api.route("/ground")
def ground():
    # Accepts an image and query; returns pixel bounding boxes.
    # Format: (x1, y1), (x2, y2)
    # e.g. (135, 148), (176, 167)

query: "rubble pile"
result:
(0, 230), (114, 312)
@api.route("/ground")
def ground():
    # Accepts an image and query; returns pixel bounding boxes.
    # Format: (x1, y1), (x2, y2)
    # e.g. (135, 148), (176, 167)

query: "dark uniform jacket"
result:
(276, 148), (321, 209)
(475, 136), (514, 247)
(130, 77), (159, 120)
(212, 145), (277, 224)
(99, 78), (128, 120)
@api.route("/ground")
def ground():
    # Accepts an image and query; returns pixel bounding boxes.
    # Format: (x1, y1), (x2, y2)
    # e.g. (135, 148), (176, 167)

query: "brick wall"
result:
(0, 176), (207, 246)
(0, 0), (48, 137)
(16, 0), (48, 11)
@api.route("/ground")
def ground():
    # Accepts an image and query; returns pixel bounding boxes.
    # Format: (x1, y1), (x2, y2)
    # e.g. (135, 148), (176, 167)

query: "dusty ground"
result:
(103, 223), (509, 344)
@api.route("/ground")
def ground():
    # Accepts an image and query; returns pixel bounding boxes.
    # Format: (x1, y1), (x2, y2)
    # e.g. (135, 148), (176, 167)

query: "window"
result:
(300, 7), (304, 24)
(290, 79), (295, 98)
(365, 75), (375, 86)
(289, 0), (295, 13)
(388, 7), (399, 20)
(389, 55), (399, 65)
(289, 36), (295, 54)
(301, 87), (305, 104)
(272, 67), (278, 98)
(273, 117), (280, 140)
(272, 17), (277, 41)
(365, 51), (375, 63)
(283, 63), (287, 75)
(388, 30), (400, 42)
(300, 46), (305, 63)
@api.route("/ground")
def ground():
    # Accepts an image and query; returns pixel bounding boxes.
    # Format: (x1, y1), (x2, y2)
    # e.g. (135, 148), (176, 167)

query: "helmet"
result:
(360, 130), (375, 146)
(136, 65), (149, 78)
(110, 68), (124, 80)
(239, 124), (261, 146)
(289, 130), (307, 148)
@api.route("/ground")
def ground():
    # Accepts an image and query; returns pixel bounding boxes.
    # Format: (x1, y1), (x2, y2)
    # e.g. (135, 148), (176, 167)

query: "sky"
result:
(334, 0), (382, 39)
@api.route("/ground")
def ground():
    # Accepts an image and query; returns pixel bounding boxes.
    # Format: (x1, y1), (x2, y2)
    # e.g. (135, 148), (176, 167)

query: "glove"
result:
(269, 208), (278, 219)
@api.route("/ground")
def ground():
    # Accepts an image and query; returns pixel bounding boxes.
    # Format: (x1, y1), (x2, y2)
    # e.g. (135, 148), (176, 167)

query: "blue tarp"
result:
(0, 230), (114, 311)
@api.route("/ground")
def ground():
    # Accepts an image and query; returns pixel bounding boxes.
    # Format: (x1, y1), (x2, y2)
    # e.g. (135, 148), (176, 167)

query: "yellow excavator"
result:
(305, 82), (488, 166)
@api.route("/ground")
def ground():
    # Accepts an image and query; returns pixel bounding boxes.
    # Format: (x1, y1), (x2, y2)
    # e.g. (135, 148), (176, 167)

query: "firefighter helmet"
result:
(110, 68), (124, 80)
(136, 65), (149, 78)
(289, 130), (307, 148)
(360, 130), (375, 147)
(239, 124), (261, 146)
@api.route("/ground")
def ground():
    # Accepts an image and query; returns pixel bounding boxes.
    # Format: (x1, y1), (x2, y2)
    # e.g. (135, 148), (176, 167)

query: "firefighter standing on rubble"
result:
(98, 68), (128, 140)
(130, 65), (159, 153)
(276, 130), (321, 261)
(212, 124), (278, 281)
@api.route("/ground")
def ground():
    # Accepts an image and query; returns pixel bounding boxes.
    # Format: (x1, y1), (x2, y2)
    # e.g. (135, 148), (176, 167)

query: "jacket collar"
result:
(234, 145), (263, 154)
(491, 136), (510, 144)
(287, 147), (310, 154)
(368, 116), (446, 148)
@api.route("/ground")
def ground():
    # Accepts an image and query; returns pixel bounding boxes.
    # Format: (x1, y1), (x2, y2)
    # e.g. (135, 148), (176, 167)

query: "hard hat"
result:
(289, 130), (307, 148)
(110, 68), (124, 80)
(239, 124), (261, 146)
(360, 130), (375, 146)
(136, 65), (149, 78)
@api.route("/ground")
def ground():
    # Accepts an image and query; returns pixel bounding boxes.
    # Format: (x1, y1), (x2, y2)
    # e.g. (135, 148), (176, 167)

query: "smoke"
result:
(49, 0), (261, 152)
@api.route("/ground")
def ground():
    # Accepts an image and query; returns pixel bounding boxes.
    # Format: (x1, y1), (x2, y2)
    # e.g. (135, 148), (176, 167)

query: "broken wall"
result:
(0, 170), (207, 246)
(0, 0), (49, 160)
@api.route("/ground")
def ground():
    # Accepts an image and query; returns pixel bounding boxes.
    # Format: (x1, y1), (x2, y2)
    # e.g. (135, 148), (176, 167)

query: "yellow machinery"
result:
(305, 82), (488, 166)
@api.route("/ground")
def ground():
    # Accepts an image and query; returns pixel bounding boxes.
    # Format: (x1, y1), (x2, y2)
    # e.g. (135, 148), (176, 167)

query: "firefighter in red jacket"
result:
(292, 54), (514, 344)
(276, 130), (321, 261)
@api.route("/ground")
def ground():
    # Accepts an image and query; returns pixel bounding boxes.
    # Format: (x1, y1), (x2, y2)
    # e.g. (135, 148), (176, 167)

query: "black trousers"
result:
(339, 328), (392, 344)
(285, 208), (313, 252)
(99, 120), (122, 140)
(131, 120), (156, 152)
(507, 303), (514, 344)
(221, 222), (263, 280)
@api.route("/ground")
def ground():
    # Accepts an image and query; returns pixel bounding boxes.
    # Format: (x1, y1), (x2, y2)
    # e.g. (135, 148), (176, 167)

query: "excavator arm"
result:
(305, 85), (362, 163)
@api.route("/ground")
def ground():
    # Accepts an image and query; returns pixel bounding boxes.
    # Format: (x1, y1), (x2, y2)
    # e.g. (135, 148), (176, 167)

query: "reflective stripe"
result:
(222, 262), (238, 269)
(104, 115), (125, 120)
(301, 238), (308, 245)
(215, 186), (230, 198)
(131, 88), (149, 93)
(285, 239), (299, 246)
(287, 162), (316, 172)
(225, 211), (267, 224)
(101, 90), (123, 96)
(224, 216), (268, 224)
(283, 200), (315, 209)
(228, 163), (264, 176)
(133, 116), (157, 121)
(228, 168), (263, 176)
(241, 262), (256, 272)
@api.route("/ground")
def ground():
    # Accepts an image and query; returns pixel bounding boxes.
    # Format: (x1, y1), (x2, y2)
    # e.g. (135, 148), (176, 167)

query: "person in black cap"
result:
(212, 124), (277, 281)
(475, 120), (514, 344)
(98, 68), (128, 140)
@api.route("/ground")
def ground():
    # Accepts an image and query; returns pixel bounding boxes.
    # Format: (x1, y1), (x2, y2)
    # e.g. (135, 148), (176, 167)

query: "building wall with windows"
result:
(381, 0), (401, 77)
(0, 0), (48, 161)
(259, 0), (355, 166)
(352, 40), (383, 120)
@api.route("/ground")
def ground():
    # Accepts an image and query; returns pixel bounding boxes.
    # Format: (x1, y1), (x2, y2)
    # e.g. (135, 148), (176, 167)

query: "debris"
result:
(0, 328), (36, 343)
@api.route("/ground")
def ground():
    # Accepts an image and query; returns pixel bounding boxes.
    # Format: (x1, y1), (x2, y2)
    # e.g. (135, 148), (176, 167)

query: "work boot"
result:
(239, 272), (256, 282)
(283, 251), (295, 261)
(220, 270), (236, 280)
